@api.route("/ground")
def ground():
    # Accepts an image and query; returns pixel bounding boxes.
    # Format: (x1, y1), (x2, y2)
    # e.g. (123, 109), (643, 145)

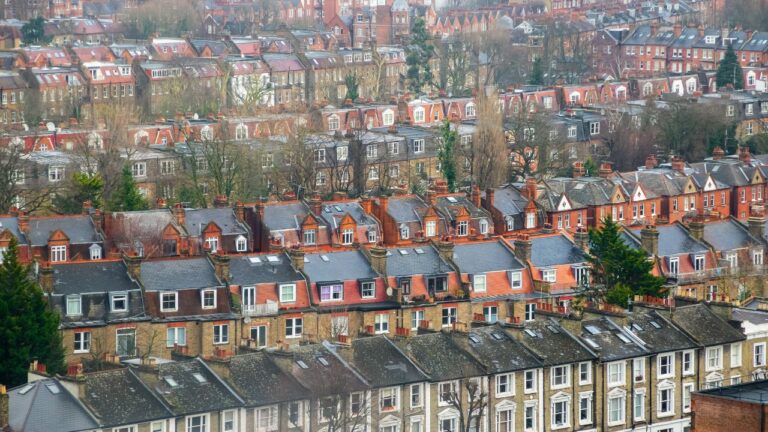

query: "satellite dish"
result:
(243, 316), (251, 324)
(386, 287), (393, 296)
(46, 122), (55, 132)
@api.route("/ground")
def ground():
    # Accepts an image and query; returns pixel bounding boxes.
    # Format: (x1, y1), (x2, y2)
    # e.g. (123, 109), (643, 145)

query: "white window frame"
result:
(375, 313), (389, 334)
(473, 274), (486, 292)
(213, 323), (229, 344)
(633, 358), (645, 382)
(633, 389), (645, 421)
(754, 342), (766, 367)
(607, 392), (625, 426)
(706, 346), (723, 371)
(551, 397), (570, 429)
(683, 383), (695, 413)
(185, 414), (209, 432)
(524, 370), (537, 394)
(657, 386), (674, 417)
(496, 373), (514, 397)
(235, 235), (247, 252)
(579, 362), (591, 385)
(285, 317), (303, 339)
(607, 361), (625, 387)
(551, 365), (570, 389)
(201, 289), (217, 309)
(111, 293), (128, 312)
(74, 331), (90, 353)
(166, 326), (186, 347)
(160, 292), (178, 312)
(51, 245), (67, 262)
(66, 295), (82, 316)
(658, 353), (674, 378)
(731, 343), (742, 368)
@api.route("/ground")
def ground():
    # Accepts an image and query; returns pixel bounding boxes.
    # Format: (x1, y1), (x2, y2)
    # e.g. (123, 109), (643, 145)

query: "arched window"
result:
(413, 107), (425, 123)
(465, 102), (476, 118)
(235, 123), (248, 140)
(328, 114), (340, 131)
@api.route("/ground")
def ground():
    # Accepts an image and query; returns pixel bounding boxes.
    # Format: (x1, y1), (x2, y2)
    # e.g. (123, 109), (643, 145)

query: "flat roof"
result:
(697, 379), (768, 404)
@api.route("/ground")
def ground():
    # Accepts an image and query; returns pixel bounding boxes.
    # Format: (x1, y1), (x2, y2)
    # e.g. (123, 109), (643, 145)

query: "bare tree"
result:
(506, 100), (567, 180)
(441, 377), (488, 432)
(439, 36), (473, 97)
(469, 90), (506, 189)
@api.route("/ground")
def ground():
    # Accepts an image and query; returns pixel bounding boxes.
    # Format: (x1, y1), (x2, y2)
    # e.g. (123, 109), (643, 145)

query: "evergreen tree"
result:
(344, 74), (360, 102)
(581, 218), (666, 308)
(21, 17), (52, 46)
(437, 120), (458, 192)
(716, 44), (744, 90)
(406, 18), (435, 95)
(109, 166), (149, 211)
(528, 57), (544, 85)
(0, 238), (65, 387)
(51, 172), (104, 214)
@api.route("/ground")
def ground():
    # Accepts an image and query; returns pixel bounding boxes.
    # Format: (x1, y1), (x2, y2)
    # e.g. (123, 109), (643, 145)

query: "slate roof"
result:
(513, 319), (596, 366)
(453, 241), (524, 274)
(530, 235), (587, 267)
(539, 177), (616, 210)
(347, 336), (427, 387)
(317, 201), (378, 228)
(703, 219), (761, 252)
(229, 253), (304, 285)
(625, 309), (697, 354)
(691, 160), (762, 188)
(435, 194), (489, 220)
(578, 318), (647, 362)
(83, 368), (170, 427)
(630, 224), (709, 256)
(373, 233), (446, 271)
(483, 185), (528, 217)
(141, 358), (242, 415)
(262, 201), (316, 231)
(304, 250), (378, 282)
(619, 169), (692, 196)
(9, 379), (98, 432)
(0, 216), (27, 244)
(184, 208), (247, 236)
(456, 325), (541, 373)
(51, 260), (139, 295)
(219, 351), (307, 406)
(385, 195), (428, 223)
(732, 308), (768, 325)
(663, 304), (746, 346)
(394, 332), (485, 381)
(273, 342), (368, 396)
(26, 216), (101, 246)
(140, 257), (222, 291)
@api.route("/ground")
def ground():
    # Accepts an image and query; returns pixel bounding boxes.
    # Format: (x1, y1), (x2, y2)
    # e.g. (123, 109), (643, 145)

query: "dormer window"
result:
(427, 275), (447, 293)
(303, 229), (316, 245)
(89, 244), (101, 260)
(161, 292), (178, 312)
(400, 224), (410, 240)
(205, 236), (219, 253)
(201, 289), (217, 309)
(506, 217), (515, 231)
(456, 220), (468, 236)
(66, 295), (81, 316)
(341, 229), (354, 245)
(694, 255), (706, 272)
(319, 283), (343, 301)
(473, 274), (486, 292)
(235, 235), (247, 252)
(359, 280), (375, 298)
(50, 245), (67, 262)
(479, 219), (489, 235)
(425, 221), (436, 237)
(111, 293), (128, 312)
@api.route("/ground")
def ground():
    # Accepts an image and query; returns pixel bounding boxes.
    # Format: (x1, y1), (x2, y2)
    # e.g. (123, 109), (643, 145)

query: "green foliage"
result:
(0, 238), (65, 387)
(344, 74), (360, 102)
(406, 18), (435, 95)
(746, 133), (768, 155)
(716, 44), (744, 90)
(52, 173), (104, 215)
(583, 158), (598, 177)
(21, 17), (52, 46)
(437, 120), (458, 193)
(108, 166), (149, 211)
(583, 218), (666, 307)
(528, 57), (544, 85)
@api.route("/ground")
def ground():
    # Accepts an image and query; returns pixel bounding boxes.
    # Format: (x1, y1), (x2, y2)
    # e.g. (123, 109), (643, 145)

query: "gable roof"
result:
(184, 208), (248, 236)
(26, 216), (101, 246)
(9, 379), (98, 432)
(140, 257), (222, 291)
(385, 245), (453, 277)
(530, 235), (587, 267)
(347, 336), (428, 387)
(83, 368), (171, 427)
(304, 250), (378, 282)
(663, 304), (746, 346)
(394, 332), (485, 381)
(453, 240), (524, 273)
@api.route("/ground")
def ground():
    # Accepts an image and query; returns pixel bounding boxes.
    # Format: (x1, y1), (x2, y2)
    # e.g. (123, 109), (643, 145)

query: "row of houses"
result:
(7, 300), (768, 432)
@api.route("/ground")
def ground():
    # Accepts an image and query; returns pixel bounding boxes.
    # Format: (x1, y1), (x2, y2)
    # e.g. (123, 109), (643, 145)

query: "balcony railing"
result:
(242, 301), (279, 317)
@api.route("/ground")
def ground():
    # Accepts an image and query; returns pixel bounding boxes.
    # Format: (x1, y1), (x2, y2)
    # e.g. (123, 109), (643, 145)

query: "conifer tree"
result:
(716, 44), (744, 90)
(437, 120), (458, 192)
(109, 166), (149, 211)
(528, 57), (544, 85)
(406, 18), (435, 95)
(581, 218), (666, 307)
(0, 238), (65, 387)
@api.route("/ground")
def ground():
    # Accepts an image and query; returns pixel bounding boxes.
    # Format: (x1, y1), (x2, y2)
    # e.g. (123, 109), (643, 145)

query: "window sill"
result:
(657, 412), (675, 418)
(74, 350), (89, 354)
(213, 341), (229, 345)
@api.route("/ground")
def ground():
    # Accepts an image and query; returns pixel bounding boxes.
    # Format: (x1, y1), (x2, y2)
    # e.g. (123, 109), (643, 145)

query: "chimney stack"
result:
(671, 157), (685, 174)
(212, 253), (231, 282)
(369, 244), (387, 275)
(425, 190), (436, 206)
(645, 154), (658, 169)
(688, 217), (705, 241)
(39, 264), (55, 293)
(360, 196), (373, 215)
(573, 226), (589, 251)
(739, 146), (752, 165)
(572, 161), (585, 178)
(91, 209), (103, 231)
(82, 200), (92, 215)
(712, 146), (725, 160)
(235, 200), (246, 223)
(513, 235), (532, 262)
(470, 185), (481, 208)
(156, 197), (167, 208)
(0, 384), (8, 430)
(125, 254), (142, 281)
(18, 211), (29, 233)
(433, 237), (455, 262)
(673, 22), (682, 38)
(748, 206), (766, 240)
(309, 193), (322, 216)
(640, 224), (659, 256)
(484, 188), (495, 209)
(525, 178), (537, 200)
(378, 195), (389, 217)
(288, 247), (305, 272)
(213, 195), (228, 208)
(172, 203), (186, 227)
(598, 162), (613, 178)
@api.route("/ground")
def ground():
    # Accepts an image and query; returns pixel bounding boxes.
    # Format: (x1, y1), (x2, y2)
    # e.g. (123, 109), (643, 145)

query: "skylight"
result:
(18, 384), (34, 395)
(297, 360), (309, 369)
(192, 373), (207, 383)
(491, 332), (504, 340)
(414, 248), (425, 254)
(469, 334), (481, 344)
(547, 325), (560, 334)
(320, 255), (330, 262)
(399, 249), (409, 255)
(45, 383), (60, 394)
(446, 196), (458, 203)
(163, 376), (179, 388)
(632, 323), (643, 331)
(585, 339), (600, 349)
(524, 329), (537, 337)
(616, 333), (631, 343)
(334, 205), (342, 212)
(248, 256), (262, 264)
(584, 325), (601, 335)
(650, 320), (662, 329)
(266, 255), (279, 263)
(318, 357), (329, 366)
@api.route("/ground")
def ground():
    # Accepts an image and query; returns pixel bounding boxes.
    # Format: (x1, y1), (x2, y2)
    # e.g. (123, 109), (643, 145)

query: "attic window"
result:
(584, 325), (601, 335)
(318, 357), (329, 366)
(45, 383), (60, 394)
(547, 325), (560, 334)
(649, 321), (662, 329)
(163, 376), (179, 388)
(399, 249), (409, 255)
(192, 373), (207, 383)
(469, 334), (481, 344)
(414, 248), (425, 254)
(491, 332), (504, 341)
(616, 333), (631, 344)
(320, 255), (330, 262)
(266, 255), (279, 263)
(248, 256), (262, 264)
(296, 360), (309, 369)
(632, 323), (643, 331)
(446, 196), (458, 203)
(585, 339), (600, 350)
(18, 384), (34, 395)
(524, 329), (537, 337)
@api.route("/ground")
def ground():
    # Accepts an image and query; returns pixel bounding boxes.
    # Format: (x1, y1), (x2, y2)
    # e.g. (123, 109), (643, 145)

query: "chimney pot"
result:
(513, 236), (532, 262)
